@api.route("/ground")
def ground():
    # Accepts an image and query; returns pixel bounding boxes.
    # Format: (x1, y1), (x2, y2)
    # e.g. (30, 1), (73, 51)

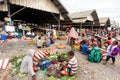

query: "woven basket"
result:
(57, 44), (66, 49)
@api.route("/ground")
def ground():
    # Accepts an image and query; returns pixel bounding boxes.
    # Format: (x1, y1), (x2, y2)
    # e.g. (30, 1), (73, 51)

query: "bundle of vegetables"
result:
(47, 54), (59, 60)
(10, 55), (25, 74)
(48, 52), (69, 62)
(57, 52), (69, 62)
(48, 75), (76, 80)
(46, 52), (77, 80)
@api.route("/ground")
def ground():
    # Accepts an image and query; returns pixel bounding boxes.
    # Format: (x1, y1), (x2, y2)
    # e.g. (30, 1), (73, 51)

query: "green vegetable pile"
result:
(48, 52), (69, 62)
(48, 75), (76, 80)
(10, 55), (25, 74)
(46, 52), (77, 80)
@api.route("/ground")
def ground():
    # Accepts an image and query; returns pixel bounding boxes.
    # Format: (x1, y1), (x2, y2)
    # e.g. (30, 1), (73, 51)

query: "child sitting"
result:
(60, 51), (78, 76)
(37, 36), (42, 48)
(60, 61), (70, 76)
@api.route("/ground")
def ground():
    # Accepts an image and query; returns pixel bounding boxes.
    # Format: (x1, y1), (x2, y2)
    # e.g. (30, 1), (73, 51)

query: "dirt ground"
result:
(0, 38), (120, 80)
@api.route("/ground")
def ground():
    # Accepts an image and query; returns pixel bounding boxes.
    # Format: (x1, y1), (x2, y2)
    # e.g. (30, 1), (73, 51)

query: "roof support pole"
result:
(7, 0), (10, 18)
(92, 22), (95, 33)
(11, 7), (26, 17)
(51, 13), (59, 22)
(58, 14), (60, 32)
(51, 12), (61, 32)
(80, 23), (82, 36)
(7, 0), (11, 24)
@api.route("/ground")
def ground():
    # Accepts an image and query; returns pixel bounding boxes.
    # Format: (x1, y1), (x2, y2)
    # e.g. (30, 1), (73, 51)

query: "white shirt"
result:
(19, 24), (23, 29)
(37, 39), (42, 47)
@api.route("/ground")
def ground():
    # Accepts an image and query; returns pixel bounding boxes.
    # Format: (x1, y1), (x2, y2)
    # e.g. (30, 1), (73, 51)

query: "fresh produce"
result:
(57, 44), (66, 49)
(10, 55), (25, 74)
(48, 76), (75, 80)
(47, 54), (59, 60)
(28, 41), (36, 45)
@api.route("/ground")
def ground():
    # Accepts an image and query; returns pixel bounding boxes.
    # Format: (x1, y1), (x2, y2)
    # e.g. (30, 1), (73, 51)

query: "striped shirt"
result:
(68, 56), (78, 74)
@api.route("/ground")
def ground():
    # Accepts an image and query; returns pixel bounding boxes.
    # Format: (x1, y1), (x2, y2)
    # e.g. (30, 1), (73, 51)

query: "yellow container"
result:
(29, 41), (36, 45)
(74, 45), (80, 50)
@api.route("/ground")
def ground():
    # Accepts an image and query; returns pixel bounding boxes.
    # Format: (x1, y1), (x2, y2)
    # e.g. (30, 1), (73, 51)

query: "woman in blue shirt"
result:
(81, 40), (91, 54)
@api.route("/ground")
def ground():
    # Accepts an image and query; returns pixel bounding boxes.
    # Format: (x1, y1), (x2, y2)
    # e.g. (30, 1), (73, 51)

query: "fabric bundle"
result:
(68, 27), (78, 39)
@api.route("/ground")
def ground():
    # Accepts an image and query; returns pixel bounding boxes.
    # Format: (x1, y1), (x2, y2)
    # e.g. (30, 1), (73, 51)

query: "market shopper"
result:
(17, 32), (22, 42)
(52, 28), (57, 39)
(68, 27), (78, 50)
(103, 40), (119, 65)
(20, 49), (36, 80)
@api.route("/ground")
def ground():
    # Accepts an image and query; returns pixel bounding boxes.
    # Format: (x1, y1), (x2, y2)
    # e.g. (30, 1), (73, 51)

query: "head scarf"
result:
(93, 42), (98, 46)
(27, 49), (35, 58)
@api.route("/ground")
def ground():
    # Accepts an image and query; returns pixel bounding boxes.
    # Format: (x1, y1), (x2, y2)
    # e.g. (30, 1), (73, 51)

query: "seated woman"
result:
(81, 40), (91, 54)
(88, 42), (102, 63)
(43, 37), (51, 47)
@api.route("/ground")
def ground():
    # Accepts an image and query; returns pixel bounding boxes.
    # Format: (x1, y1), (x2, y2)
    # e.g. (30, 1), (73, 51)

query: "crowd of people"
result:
(1, 22), (120, 80)
(19, 26), (120, 80)
(67, 27), (120, 64)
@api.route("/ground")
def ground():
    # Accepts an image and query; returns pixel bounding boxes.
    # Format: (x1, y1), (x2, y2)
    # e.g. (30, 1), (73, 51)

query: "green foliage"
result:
(47, 54), (59, 60)
(10, 55), (25, 74)
(48, 76), (76, 80)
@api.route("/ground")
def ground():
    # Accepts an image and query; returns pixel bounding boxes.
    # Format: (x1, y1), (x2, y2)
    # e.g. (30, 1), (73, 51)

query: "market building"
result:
(99, 17), (111, 29)
(0, 0), (111, 31)
(67, 10), (100, 29)
(0, 0), (71, 25)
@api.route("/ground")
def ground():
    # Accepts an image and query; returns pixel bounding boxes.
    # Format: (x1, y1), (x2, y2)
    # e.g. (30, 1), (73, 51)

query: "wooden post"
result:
(92, 22), (95, 32)
(58, 14), (60, 32)
(6, 0), (11, 25)
(80, 23), (82, 36)
(7, 0), (11, 19)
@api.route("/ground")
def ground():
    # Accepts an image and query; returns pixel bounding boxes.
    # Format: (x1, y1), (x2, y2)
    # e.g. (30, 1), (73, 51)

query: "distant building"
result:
(99, 17), (110, 29)
(67, 9), (100, 29)
(111, 20), (119, 28)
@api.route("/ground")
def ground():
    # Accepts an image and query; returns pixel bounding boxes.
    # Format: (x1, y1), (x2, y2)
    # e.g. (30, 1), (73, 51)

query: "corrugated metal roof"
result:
(51, 0), (68, 14)
(51, 0), (72, 22)
(99, 17), (110, 26)
(99, 17), (109, 23)
(69, 10), (95, 19)
(0, 0), (72, 22)
(10, 0), (60, 14)
(0, 4), (8, 11)
(68, 10), (95, 23)
(72, 19), (87, 23)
